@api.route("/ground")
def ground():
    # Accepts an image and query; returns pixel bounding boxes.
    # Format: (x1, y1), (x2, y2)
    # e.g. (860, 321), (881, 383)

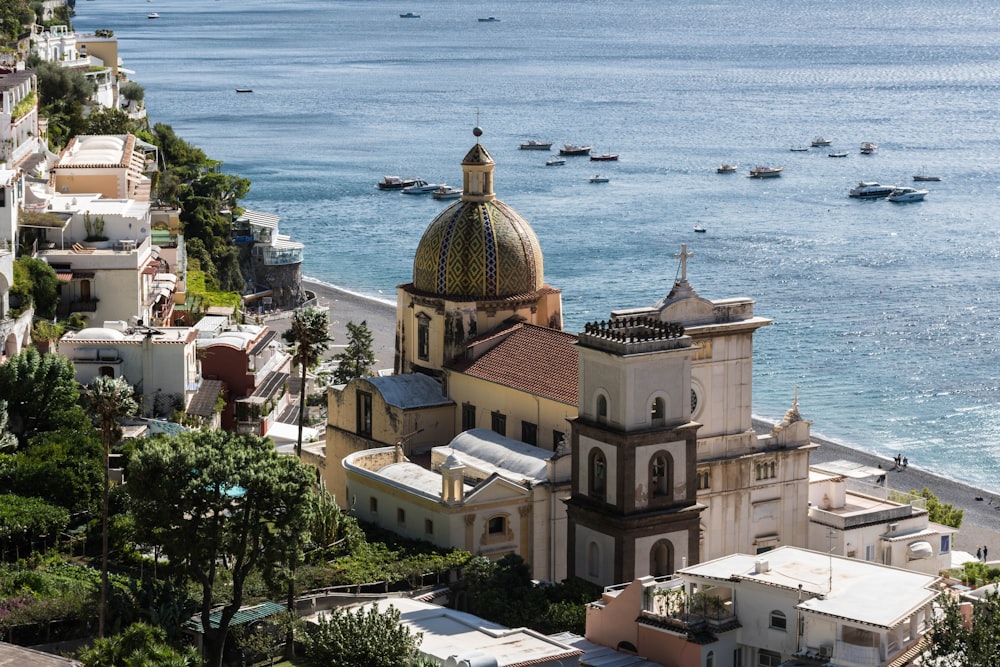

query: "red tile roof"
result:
(447, 323), (578, 405)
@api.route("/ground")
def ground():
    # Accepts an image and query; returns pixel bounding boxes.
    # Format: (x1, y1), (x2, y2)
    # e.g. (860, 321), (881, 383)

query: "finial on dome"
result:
(473, 126), (483, 138)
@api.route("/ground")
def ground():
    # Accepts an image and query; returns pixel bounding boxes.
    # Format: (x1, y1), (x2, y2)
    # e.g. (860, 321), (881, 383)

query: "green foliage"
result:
(283, 307), (332, 456)
(128, 430), (316, 667)
(184, 265), (242, 311)
(1, 428), (103, 511)
(0, 493), (70, 542)
(28, 57), (94, 149)
(120, 81), (145, 105)
(0, 348), (89, 446)
(79, 622), (200, 666)
(11, 255), (60, 318)
(922, 589), (1000, 666)
(331, 321), (376, 384)
(303, 604), (421, 667)
(961, 561), (1000, 587)
(11, 90), (35, 121)
(449, 555), (595, 634)
(83, 212), (107, 241)
(910, 487), (964, 528)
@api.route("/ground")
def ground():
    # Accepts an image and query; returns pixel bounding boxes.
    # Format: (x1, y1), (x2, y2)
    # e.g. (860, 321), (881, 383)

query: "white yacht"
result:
(887, 186), (928, 202)
(848, 181), (896, 198)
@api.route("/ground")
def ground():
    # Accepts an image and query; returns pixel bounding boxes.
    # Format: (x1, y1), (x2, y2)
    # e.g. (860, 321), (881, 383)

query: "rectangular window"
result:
(488, 516), (505, 534)
(941, 535), (951, 553)
(865, 544), (875, 561)
(491, 411), (506, 437)
(397, 508), (406, 525)
(357, 390), (372, 438)
(553, 430), (565, 449)
(521, 421), (537, 446)
(369, 497), (378, 513)
(425, 519), (434, 535)
(462, 404), (476, 431)
(417, 317), (430, 361)
(758, 649), (782, 667)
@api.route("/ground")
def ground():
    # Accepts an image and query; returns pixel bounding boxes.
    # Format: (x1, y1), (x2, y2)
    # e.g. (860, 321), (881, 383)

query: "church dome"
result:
(412, 129), (545, 298)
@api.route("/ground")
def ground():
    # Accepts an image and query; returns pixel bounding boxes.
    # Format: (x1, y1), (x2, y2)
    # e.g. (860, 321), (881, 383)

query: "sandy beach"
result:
(294, 277), (999, 557)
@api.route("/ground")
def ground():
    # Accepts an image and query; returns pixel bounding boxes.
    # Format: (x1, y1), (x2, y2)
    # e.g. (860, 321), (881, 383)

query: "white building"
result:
(808, 459), (955, 575)
(586, 545), (940, 667)
(344, 427), (572, 583)
(58, 323), (200, 417)
(304, 596), (583, 667)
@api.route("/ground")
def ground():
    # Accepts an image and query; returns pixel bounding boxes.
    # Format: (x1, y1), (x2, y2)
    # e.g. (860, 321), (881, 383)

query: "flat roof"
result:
(811, 459), (886, 479)
(679, 546), (938, 629)
(308, 598), (582, 666)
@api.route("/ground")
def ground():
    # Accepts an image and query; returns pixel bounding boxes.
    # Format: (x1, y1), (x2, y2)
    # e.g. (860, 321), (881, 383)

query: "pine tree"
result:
(332, 320), (376, 384)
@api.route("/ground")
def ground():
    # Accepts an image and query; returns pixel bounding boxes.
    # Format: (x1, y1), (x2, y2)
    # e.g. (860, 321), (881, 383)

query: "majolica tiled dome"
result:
(412, 129), (545, 298)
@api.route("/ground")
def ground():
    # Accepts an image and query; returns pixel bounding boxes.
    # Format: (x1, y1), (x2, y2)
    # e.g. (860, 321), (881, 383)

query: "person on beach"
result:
(985, 545), (989, 561)
(902, 456), (908, 469)
(978, 547), (983, 561)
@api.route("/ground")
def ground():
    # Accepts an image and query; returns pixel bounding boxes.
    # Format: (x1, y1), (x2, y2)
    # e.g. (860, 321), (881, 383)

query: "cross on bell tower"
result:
(674, 244), (694, 282)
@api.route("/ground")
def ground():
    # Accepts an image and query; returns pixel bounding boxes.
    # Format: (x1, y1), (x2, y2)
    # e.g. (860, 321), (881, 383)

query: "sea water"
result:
(73, 0), (1000, 492)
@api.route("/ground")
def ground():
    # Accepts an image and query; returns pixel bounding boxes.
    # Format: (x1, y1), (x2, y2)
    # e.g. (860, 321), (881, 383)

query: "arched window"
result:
(596, 394), (608, 421)
(589, 448), (607, 500)
(769, 610), (787, 631)
(650, 453), (672, 497)
(416, 313), (430, 361)
(99, 366), (115, 378)
(706, 651), (714, 667)
(588, 541), (600, 578)
(650, 539), (674, 576)
(651, 397), (665, 423)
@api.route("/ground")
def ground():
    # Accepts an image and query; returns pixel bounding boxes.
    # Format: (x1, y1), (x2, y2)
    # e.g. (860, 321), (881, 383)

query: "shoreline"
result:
(298, 277), (998, 555)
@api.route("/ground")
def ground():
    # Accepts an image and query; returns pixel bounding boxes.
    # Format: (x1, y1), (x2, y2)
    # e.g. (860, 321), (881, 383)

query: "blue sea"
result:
(74, 0), (1000, 492)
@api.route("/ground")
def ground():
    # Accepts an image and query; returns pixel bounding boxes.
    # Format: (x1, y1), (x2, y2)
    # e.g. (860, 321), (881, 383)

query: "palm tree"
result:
(89, 375), (138, 639)
(282, 307), (332, 458)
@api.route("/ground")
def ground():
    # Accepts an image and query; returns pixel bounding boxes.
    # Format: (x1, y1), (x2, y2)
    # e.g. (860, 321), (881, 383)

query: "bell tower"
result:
(566, 316), (704, 586)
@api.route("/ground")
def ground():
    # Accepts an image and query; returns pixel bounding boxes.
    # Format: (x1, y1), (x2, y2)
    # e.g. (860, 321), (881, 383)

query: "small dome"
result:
(413, 199), (544, 298)
(73, 327), (127, 340)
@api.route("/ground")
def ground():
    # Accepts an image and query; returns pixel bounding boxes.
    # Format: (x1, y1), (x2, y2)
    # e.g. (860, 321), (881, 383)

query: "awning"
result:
(908, 541), (933, 559)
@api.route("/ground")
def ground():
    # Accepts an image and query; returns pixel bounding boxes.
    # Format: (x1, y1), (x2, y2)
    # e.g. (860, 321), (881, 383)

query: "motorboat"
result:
(377, 175), (423, 190)
(716, 163), (738, 173)
(147, 12), (160, 19)
(519, 140), (552, 150)
(749, 165), (783, 178)
(810, 137), (832, 147)
(590, 152), (619, 162)
(545, 157), (566, 166)
(235, 88), (253, 93)
(559, 144), (592, 156)
(828, 152), (848, 158)
(789, 146), (809, 152)
(860, 142), (878, 154)
(478, 17), (500, 22)
(693, 225), (707, 233)
(848, 181), (896, 198)
(402, 181), (441, 194)
(887, 186), (928, 202)
(589, 175), (609, 183)
(431, 184), (463, 200)
(913, 174), (941, 182)
(400, 12), (420, 18)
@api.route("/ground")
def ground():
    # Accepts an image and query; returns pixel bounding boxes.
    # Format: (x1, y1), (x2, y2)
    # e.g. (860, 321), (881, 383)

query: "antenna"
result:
(826, 527), (837, 593)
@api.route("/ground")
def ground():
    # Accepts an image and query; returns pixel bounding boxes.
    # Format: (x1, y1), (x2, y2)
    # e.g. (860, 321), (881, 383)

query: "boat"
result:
(478, 17), (500, 22)
(559, 144), (592, 156)
(376, 175), (423, 190)
(590, 153), (619, 162)
(589, 175), (609, 183)
(913, 174), (941, 182)
(431, 184), (462, 200)
(810, 137), (832, 147)
(519, 140), (552, 150)
(399, 12), (420, 18)
(790, 146), (809, 152)
(848, 181), (896, 198)
(860, 142), (878, 154)
(887, 186), (928, 202)
(716, 163), (738, 173)
(693, 225), (706, 233)
(235, 88), (253, 93)
(147, 12), (160, 19)
(749, 165), (783, 178)
(828, 152), (848, 158)
(545, 157), (566, 166)
(402, 181), (441, 194)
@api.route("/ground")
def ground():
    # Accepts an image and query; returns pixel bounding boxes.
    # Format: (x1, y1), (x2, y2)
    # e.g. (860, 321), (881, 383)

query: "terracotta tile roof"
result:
(447, 323), (578, 405)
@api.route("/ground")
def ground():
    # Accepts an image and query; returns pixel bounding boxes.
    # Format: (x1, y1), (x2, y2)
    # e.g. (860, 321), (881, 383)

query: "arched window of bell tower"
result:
(588, 541), (600, 579)
(651, 396), (666, 425)
(650, 539), (674, 577)
(596, 394), (608, 422)
(650, 451), (673, 498)
(588, 448), (607, 500)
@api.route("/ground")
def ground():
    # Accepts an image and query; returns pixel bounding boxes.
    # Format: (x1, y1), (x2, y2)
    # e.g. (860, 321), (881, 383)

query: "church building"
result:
(324, 129), (814, 586)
